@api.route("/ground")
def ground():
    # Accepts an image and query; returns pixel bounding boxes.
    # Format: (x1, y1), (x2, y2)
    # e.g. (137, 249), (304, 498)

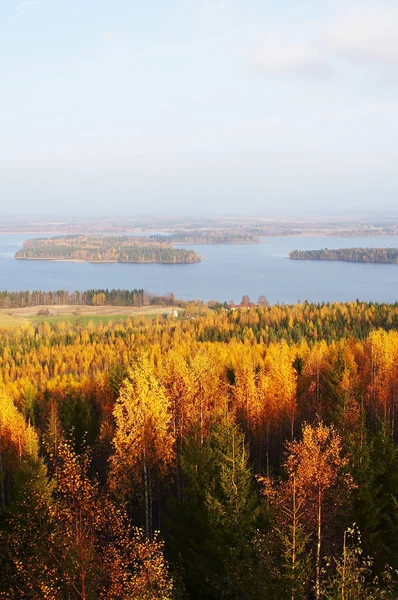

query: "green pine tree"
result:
(166, 419), (263, 599)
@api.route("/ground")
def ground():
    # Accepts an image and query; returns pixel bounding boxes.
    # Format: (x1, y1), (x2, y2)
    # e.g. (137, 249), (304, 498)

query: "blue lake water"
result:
(1, 234), (398, 304)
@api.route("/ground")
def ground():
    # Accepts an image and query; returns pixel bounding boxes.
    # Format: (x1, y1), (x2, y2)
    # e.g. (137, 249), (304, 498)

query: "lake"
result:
(1, 234), (398, 304)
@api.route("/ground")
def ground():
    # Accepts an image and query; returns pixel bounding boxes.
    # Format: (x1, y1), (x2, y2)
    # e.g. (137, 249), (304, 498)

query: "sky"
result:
(1, 0), (398, 217)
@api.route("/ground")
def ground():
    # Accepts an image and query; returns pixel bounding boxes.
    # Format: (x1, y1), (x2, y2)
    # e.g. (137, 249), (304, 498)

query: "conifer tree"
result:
(167, 419), (261, 599)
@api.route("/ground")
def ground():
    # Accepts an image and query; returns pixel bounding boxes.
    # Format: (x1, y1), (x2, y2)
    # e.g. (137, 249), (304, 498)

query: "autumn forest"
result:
(1, 300), (398, 598)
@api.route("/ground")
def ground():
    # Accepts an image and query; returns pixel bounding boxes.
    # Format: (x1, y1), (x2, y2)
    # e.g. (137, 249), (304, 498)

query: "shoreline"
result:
(14, 256), (201, 264)
(288, 257), (398, 265)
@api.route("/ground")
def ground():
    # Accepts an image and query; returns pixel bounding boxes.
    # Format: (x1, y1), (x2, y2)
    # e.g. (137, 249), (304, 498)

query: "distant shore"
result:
(5, 229), (398, 238)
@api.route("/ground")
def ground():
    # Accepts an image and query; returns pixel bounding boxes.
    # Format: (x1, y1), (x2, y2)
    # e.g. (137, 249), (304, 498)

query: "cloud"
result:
(254, 41), (333, 80)
(254, 3), (398, 80)
(326, 4), (398, 65)
(15, 0), (42, 13)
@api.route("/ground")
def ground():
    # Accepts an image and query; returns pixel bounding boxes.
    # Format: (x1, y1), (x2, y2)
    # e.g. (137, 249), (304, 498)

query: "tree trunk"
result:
(291, 410), (294, 441)
(0, 453), (5, 508)
(315, 487), (322, 600)
(341, 529), (347, 600)
(143, 458), (150, 538)
(291, 475), (297, 600)
(79, 509), (87, 600)
(176, 454), (181, 502)
(200, 389), (204, 446)
(148, 465), (153, 539)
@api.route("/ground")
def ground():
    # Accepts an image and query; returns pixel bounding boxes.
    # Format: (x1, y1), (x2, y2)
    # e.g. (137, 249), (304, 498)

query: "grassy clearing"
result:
(1, 305), (182, 328)
(0, 312), (28, 328)
(29, 314), (164, 326)
(29, 314), (127, 326)
(7, 304), (175, 317)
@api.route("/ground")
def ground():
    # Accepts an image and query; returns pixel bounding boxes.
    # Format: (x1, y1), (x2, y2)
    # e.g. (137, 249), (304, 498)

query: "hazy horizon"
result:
(3, 207), (398, 223)
(1, 1), (398, 217)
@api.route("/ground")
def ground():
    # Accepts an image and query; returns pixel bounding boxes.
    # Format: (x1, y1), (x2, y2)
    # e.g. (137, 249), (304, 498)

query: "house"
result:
(229, 300), (256, 310)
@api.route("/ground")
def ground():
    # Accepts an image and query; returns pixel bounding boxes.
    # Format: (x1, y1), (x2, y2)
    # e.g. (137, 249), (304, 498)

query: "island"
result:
(14, 235), (201, 264)
(288, 247), (398, 264)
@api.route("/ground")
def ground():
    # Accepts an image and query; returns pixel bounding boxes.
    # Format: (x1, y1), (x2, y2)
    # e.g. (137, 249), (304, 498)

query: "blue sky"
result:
(1, 0), (398, 217)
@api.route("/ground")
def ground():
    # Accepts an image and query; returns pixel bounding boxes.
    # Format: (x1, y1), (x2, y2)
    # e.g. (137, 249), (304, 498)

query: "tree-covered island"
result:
(14, 235), (201, 264)
(289, 247), (398, 264)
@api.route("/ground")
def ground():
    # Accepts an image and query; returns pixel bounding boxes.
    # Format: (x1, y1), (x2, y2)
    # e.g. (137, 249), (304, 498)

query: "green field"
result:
(28, 313), (165, 326)
(0, 304), (180, 328)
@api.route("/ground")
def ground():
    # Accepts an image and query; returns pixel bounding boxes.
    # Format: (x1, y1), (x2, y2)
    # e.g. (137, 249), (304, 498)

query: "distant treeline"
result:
(0, 289), (183, 309)
(331, 226), (398, 237)
(151, 232), (259, 244)
(289, 247), (398, 264)
(14, 235), (201, 264)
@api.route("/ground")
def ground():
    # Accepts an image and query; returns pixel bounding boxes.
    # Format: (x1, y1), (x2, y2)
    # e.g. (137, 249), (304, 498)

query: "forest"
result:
(289, 247), (398, 264)
(1, 300), (398, 598)
(14, 235), (201, 264)
(0, 288), (185, 309)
